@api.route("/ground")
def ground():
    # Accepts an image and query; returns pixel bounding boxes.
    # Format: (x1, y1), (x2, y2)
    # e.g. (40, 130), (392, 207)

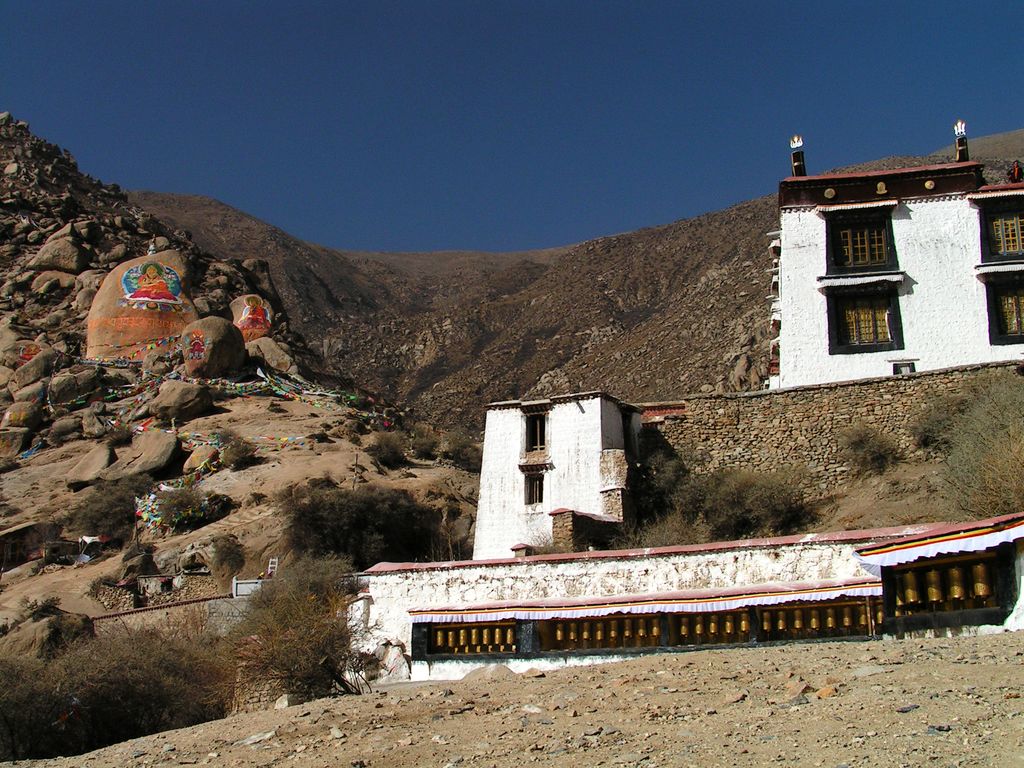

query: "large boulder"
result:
(246, 336), (296, 374)
(85, 250), (198, 361)
(30, 270), (76, 294)
(0, 427), (30, 458)
(66, 443), (115, 489)
(100, 429), (179, 481)
(149, 380), (213, 422)
(28, 237), (89, 273)
(184, 444), (219, 473)
(12, 348), (55, 390)
(48, 368), (101, 406)
(230, 294), (273, 342)
(180, 316), (246, 378)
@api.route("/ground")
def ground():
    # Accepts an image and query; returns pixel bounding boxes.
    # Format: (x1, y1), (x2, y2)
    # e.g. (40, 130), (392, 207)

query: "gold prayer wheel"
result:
(694, 615), (704, 636)
(482, 628), (491, 646)
(595, 622), (604, 642)
(708, 614), (718, 635)
(678, 616), (689, 638)
(623, 619), (633, 638)
(809, 609), (820, 631)
(435, 629), (445, 648)
(447, 630), (456, 647)
(776, 610), (787, 632)
(637, 619), (647, 638)
(582, 622), (591, 641)
(948, 566), (966, 600)
(505, 627), (515, 645)
(609, 620), (619, 639)
(841, 606), (853, 628)
(458, 629), (468, 647)
(651, 620), (661, 638)
(470, 628), (479, 645)
(793, 609), (803, 631)
(857, 606), (868, 628)
(826, 608), (836, 629)
(724, 614), (734, 635)
(555, 622), (565, 642)
(762, 611), (772, 632)
(971, 562), (992, 598)
(568, 622), (578, 642)
(739, 613), (750, 634)
(875, 606), (884, 627)
(925, 570), (943, 603)
(902, 571), (921, 604)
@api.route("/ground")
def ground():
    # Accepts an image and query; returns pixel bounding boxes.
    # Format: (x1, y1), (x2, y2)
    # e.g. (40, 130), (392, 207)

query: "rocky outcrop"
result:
(66, 443), (115, 489)
(246, 336), (296, 374)
(100, 429), (179, 480)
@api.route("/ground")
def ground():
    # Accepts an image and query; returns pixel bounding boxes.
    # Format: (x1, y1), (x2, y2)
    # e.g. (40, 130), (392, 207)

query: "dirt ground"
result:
(21, 631), (1024, 768)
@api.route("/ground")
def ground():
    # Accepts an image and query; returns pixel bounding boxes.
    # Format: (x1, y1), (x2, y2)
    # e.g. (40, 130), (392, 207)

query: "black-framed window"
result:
(525, 414), (546, 451)
(525, 474), (544, 505)
(983, 208), (1024, 261)
(986, 278), (1024, 344)
(827, 289), (904, 355)
(826, 213), (898, 273)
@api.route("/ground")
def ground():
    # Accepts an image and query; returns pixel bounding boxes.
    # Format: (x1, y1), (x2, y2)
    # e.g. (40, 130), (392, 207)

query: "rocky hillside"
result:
(132, 133), (1024, 429)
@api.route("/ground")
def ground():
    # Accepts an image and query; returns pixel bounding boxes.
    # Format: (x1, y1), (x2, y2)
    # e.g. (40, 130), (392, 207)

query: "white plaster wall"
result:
(362, 541), (873, 653)
(411, 653), (639, 682)
(778, 199), (1023, 388)
(473, 396), (616, 560)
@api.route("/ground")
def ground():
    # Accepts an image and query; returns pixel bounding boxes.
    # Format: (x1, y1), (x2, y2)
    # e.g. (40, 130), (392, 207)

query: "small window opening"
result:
(525, 414), (546, 451)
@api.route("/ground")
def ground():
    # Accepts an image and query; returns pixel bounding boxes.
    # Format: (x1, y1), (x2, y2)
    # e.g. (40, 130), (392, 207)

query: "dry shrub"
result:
(216, 429), (260, 470)
(839, 423), (899, 475)
(280, 483), (441, 570)
(210, 534), (245, 576)
(410, 430), (439, 460)
(64, 474), (153, 540)
(233, 556), (364, 697)
(441, 432), (482, 472)
(909, 393), (971, 451)
(944, 378), (1024, 518)
(154, 488), (234, 532)
(366, 431), (407, 468)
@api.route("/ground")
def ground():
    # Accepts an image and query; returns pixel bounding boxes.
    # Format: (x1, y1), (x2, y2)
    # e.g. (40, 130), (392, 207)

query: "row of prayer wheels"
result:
(672, 611), (750, 646)
(894, 560), (995, 615)
(432, 623), (516, 655)
(759, 603), (881, 641)
(540, 616), (663, 650)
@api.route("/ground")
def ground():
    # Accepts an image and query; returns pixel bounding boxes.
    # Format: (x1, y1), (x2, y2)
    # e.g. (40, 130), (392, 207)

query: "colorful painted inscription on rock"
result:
(119, 262), (184, 311)
(232, 294), (273, 342)
(184, 329), (206, 362)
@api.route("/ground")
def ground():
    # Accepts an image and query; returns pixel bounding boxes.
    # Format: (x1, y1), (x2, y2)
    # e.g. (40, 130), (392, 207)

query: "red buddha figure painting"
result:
(120, 262), (184, 311)
(235, 295), (272, 341)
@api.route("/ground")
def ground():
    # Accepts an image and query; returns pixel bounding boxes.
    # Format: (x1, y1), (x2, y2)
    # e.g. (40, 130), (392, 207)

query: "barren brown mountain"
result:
(130, 131), (1024, 429)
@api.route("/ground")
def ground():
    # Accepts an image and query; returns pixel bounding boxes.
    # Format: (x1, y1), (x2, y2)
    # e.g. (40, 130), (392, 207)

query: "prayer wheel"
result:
(875, 605), (885, 628)
(724, 614), (734, 635)
(971, 562), (992, 599)
(435, 629), (445, 649)
(739, 613), (750, 635)
(568, 622), (578, 642)
(623, 619), (633, 638)
(694, 615), (704, 636)
(609, 620), (619, 640)
(925, 570), (943, 603)
(857, 605), (868, 628)
(902, 571), (921, 605)
(582, 622), (591, 642)
(678, 616), (689, 639)
(776, 610), (787, 632)
(505, 627), (515, 645)
(793, 609), (803, 631)
(637, 619), (647, 638)
(482, 628), (491, 646)
(555, 622), (565, 642)
(825, 608), (836, 630)
(595, 622), (604, 643)
(841, 606), (853, 629)
(447, 630), (456, 648)
(762, 611), (772, 633)
(458, 629), (468, 647)
(707, 614), (718, 636)
(947, 566), (966, 600)
(809, 609), (820, 631)
(470, 628), (479, 646)
(651, 620), (661, 639)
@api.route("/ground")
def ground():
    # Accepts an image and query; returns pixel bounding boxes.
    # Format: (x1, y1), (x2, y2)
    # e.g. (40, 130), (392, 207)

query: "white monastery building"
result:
(771, 128), (1024, 388)
(471, 392), (641, 560)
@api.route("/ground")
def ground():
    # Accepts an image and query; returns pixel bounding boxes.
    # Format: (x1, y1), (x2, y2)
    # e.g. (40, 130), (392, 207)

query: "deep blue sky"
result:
(3, 1), (1021, 252)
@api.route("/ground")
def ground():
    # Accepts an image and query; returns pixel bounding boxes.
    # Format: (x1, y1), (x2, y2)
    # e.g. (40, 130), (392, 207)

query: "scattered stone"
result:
(246, 336), (295, 374)
(12, 348), (55, 390)
(814, 685), (839, 699)
(851, 665), (890, 679)
(233, 730), (276, 747)
(30, 270), (76, 293)
(148, 380), (213, 423)
(66, 443), (115, 489)
(28, 237), (89, 273)
(896, 704), (920, 713)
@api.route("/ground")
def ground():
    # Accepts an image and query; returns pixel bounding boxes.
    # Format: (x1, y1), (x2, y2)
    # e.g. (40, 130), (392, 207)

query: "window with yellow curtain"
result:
(996, 284), (1024, 336)
(988, 212), (1024, 259)
(837, 295), (891, 345)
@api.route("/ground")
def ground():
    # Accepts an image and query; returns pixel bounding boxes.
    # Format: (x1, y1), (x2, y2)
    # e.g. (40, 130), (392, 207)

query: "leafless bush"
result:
(366, 431), (407, 468)
(65, 474), (153, 539)
(215, 429), (260, 470)
(839, 423), (899, 475)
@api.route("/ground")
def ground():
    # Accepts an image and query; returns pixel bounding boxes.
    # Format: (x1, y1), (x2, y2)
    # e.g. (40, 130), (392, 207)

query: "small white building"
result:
(471, 392), (641, 560)
(774, 137), (1024, 388)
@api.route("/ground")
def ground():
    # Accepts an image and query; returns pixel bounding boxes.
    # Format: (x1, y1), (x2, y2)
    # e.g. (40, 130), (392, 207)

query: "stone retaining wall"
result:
(647, 362), (1019, 494)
